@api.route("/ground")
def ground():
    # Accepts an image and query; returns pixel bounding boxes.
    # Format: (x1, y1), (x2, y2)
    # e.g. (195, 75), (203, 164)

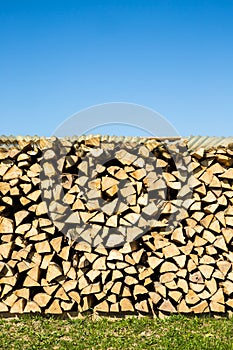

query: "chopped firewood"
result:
(45, 299), (62, 314)
(1, 136), (233, 317)
(35, 240), (51, 254)
(185, 290), (200, 305)
(171, 227), (186, 245)
(93, 257), (107, 270)
(3, 164), (22, 180)
(120, 298), (134, 312)
(46, 263), (62, 282)
(101, 177), (118, 191)
(162, 244), (180, 258)
(50, 237), (63, 253)
(3, 293), (18, 307)
(191, 300), (209, 313)
(0, 302), (9, 312)
(217, 261), (231, 276)
(214, 237), (228, 252)
(168, 290), (182, 303)
(159, 299), (176, 313)
(106, 215), (118, 227)
(199, 265), (214, 279)
(34, 293), (51, 307)
(14, 288), (30, 300)
(135, 300), (149, 313)
(10, 298), (25, 313)
(190, 282), (205, 293)
(160, 262), (178, 273)
(220, 280), (233, 295)
(209, 301), (225, 313)
(131, 168), (146, 180)
(134, 285), (148, 296)
(177, 299), (190, 313)
(108, 250), (123, 261)
(24, 301), (41, 313)
(0, 217), (14, 233)
(147, 257), (163, 270)
(211, 289), (225, 304)
(55, 287), (70, 300)
(94, 300), (109, 313)
(160, 272), (176, 284)
(219, 168), (233, 179)
(173, 255), (186, 268)
(0, 242), (13, 258)
(23, 275), (40, 287)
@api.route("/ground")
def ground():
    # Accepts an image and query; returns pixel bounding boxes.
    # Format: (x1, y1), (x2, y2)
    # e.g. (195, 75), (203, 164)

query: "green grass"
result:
(0, 314), (232, 350)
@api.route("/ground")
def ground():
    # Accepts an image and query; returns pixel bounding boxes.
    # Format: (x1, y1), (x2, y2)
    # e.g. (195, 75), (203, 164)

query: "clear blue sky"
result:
(0, 0), (233, 136)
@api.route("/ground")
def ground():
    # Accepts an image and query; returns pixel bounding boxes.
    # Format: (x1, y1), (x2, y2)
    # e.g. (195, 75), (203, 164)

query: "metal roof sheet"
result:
(187, 136), (233, 151)
(0, 135), (233, 151)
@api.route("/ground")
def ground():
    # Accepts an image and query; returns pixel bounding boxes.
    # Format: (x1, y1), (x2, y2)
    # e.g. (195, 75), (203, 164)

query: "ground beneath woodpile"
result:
(0, 314), (232, 350)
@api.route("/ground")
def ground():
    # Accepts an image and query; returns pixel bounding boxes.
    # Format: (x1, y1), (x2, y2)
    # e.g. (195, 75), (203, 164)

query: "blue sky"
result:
(0, 0), (233, 136)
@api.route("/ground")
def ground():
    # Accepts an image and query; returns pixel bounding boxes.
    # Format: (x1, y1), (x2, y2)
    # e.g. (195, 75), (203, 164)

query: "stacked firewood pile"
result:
(0, 135), (232, 317)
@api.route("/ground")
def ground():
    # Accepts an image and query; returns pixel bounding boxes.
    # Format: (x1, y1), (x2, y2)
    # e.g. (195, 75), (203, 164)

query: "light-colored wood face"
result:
(0, 136), (233, 316)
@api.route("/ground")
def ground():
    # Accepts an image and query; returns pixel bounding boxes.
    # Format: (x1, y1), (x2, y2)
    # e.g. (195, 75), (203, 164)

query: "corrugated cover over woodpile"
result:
(0, 135), (233, 317)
